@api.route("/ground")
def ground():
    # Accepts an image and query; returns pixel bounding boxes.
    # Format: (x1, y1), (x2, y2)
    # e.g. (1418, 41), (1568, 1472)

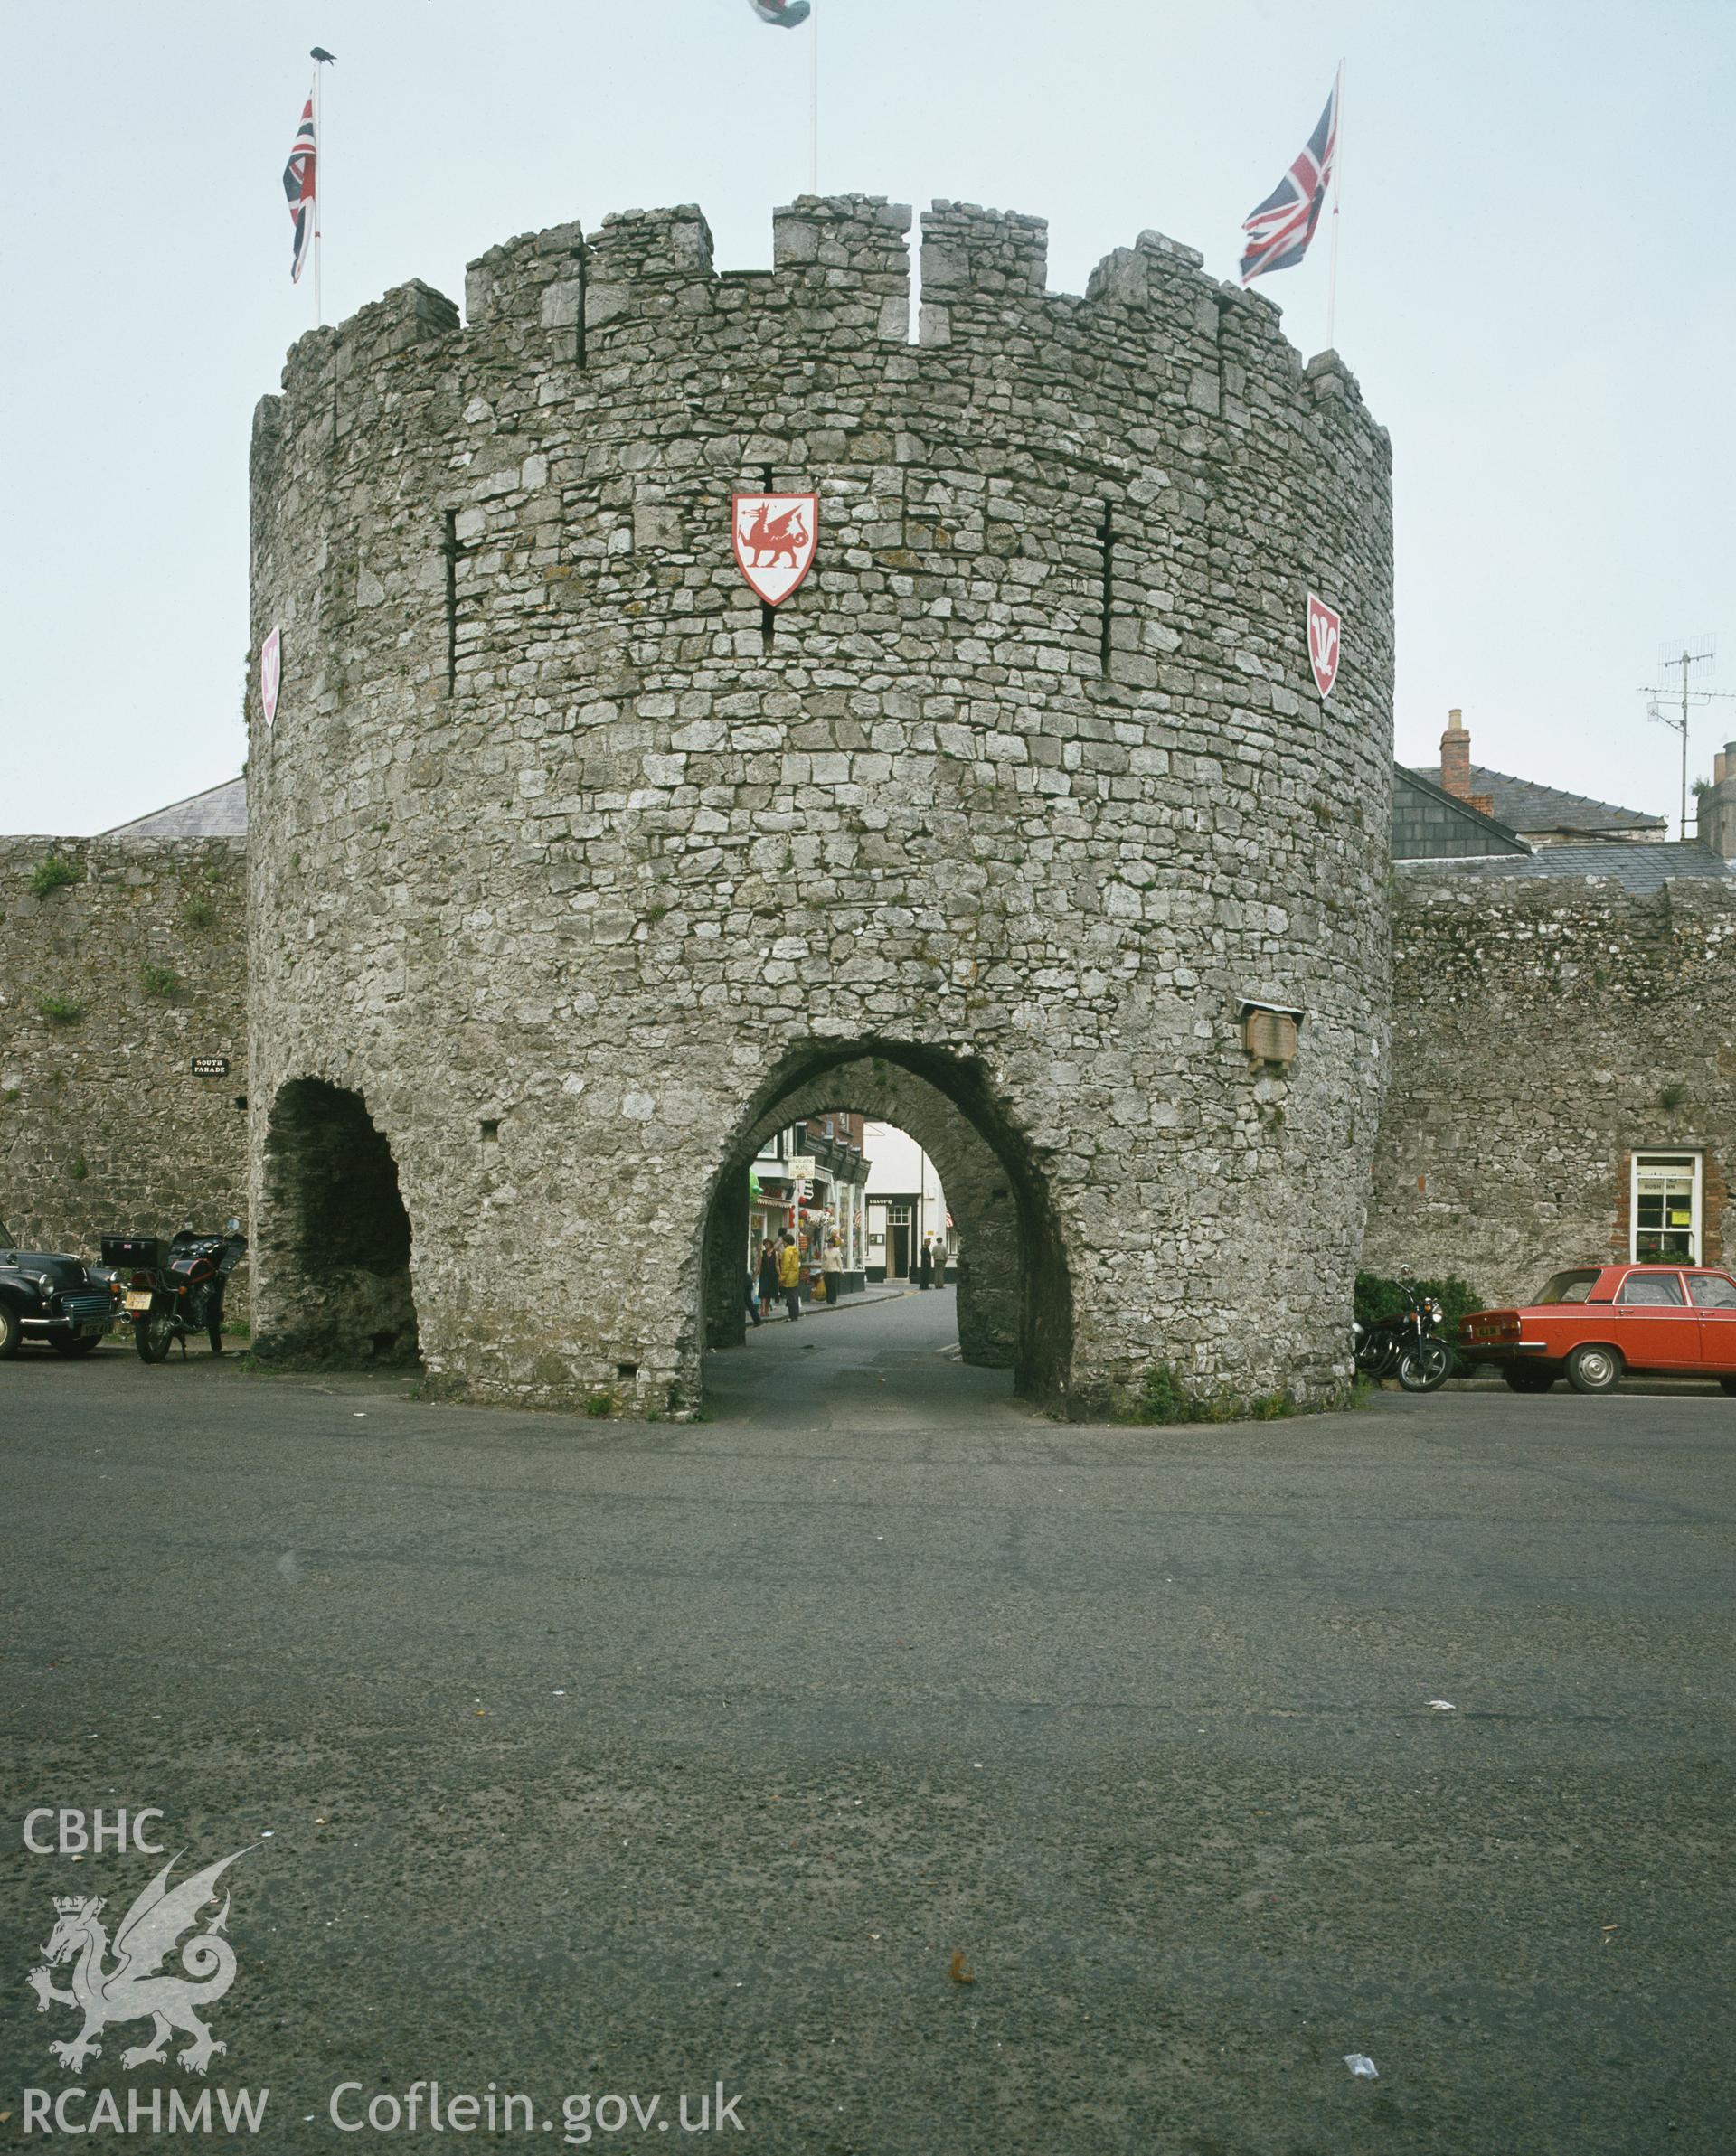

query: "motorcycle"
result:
(106, 1219), (247, 1363)
(1354, 1283), (1455, 1393)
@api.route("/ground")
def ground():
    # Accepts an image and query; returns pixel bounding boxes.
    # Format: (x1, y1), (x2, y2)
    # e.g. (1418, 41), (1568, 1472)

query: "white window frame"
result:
(1630, 1152), (1702, 1265)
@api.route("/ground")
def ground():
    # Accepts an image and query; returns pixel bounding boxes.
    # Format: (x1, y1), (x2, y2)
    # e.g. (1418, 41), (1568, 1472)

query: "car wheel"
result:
(1398, 1339), (1453, 1393)
(0, 1304), (21, 1360)
(1565, 1342), (1622, 1395)
(50, 1332), (104, 1356)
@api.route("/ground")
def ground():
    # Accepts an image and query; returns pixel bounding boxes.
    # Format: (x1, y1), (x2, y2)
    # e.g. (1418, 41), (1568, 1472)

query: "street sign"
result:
(260, 628), (282, 727)
(191, 1056), (231, 1076)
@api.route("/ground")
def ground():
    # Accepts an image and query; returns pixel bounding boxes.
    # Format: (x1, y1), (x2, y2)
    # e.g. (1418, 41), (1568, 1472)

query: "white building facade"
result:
(863, 1122), (949, 1283)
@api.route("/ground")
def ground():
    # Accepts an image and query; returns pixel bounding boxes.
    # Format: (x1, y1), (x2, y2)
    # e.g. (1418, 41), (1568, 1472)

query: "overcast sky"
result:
(4, 0), (1731, 836)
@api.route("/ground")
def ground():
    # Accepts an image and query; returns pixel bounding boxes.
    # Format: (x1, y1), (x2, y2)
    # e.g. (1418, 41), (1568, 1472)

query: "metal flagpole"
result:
(1325, 58), (1344, 351)
(808, 1), (818, 194)
(312, 65), (324, 325)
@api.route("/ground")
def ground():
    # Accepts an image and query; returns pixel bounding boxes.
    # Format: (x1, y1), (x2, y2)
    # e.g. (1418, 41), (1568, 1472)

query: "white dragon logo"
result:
(27, 1847), (250, 2076)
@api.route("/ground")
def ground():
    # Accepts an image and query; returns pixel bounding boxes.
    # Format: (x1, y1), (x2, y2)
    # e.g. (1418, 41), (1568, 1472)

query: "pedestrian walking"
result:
(918, 1238), (933, 1290)
(778, 1230), (803, 1321)
(823, 1233), (844, 1305)
(930, 1238), (947, 1287)
(745, 1263), (762, 1326)
(758, 1238), (779, 1320)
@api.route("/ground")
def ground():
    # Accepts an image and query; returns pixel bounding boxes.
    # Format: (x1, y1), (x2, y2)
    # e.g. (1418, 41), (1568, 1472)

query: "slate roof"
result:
(1400, 841), (1733, 896)
(104, 776), (247, 839)
(1392, 767), (1531, 861)
(1406, 763), (1666, 837)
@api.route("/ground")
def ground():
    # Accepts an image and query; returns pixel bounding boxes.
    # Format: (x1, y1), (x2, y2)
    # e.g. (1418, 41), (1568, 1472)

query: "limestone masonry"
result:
(241, 194), (1395, 1416)
(0, 838), (250, 1312)
(1367, 874), (1736, 1304)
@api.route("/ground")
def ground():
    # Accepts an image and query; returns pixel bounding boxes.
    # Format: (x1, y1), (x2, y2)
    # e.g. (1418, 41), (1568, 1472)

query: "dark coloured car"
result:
(1459, 1263), (1736, 1395)
(0, 1243), (119, 1358)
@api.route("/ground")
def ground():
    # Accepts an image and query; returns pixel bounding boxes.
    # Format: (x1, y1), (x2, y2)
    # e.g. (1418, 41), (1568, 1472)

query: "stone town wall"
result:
(1366, 871), (1736, 1305)
(0, 838), (250, 1310)
(246, 193), (1393, 1417)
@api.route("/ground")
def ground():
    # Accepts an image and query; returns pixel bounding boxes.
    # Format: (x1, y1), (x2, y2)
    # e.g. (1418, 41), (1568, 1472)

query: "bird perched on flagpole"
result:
(310, 47), (335, 63)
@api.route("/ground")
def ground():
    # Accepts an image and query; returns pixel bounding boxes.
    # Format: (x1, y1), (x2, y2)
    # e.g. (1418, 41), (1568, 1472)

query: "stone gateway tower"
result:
(247, 195), (1393, 1418)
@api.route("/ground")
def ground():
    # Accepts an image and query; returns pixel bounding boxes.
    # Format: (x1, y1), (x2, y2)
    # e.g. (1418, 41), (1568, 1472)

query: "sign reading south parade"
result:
(731, 493), (818, 606)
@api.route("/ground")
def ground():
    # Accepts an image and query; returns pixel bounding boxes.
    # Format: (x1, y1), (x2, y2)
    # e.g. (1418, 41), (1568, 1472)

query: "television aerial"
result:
(1640, 641), (1736, 840)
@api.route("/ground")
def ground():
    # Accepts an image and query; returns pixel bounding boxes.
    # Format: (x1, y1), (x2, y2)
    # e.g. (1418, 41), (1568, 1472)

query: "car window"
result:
(1618, 1274), (1686, 1306)
(1686, 1274), (1736, 1310)
(1537, 1270), (1599, 1304)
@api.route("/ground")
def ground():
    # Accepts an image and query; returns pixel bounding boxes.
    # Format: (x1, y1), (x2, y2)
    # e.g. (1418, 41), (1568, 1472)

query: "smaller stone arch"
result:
(254, 1078), (420, 1368)
(700, 1041), (1073, 1406)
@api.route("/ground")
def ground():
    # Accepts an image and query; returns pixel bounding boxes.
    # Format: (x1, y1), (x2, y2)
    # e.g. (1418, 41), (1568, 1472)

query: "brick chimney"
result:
(1439, 708), (1472, 800)
(1439, 707), (1495, 817)
(1699, 740), (1736, 859)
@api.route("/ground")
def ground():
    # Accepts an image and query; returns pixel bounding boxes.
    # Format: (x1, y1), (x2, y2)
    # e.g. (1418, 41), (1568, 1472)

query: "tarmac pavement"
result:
(2, 1292), (1731, 2152)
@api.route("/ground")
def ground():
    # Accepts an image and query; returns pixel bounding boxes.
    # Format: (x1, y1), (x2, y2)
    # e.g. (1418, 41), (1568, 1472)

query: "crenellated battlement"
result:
(262, 194), (1385, 474)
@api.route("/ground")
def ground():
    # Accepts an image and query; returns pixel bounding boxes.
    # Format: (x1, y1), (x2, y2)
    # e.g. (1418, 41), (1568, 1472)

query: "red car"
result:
(1460, 1263), (1736, 1395)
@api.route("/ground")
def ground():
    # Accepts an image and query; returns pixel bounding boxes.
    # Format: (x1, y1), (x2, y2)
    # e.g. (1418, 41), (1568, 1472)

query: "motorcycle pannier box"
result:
(101, 1233), (165, 1271)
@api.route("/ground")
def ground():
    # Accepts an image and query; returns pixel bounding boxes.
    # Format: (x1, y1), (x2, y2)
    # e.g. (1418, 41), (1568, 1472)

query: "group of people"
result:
(746, 1229), (948, 1326)
(747, 1229), (817, 1326)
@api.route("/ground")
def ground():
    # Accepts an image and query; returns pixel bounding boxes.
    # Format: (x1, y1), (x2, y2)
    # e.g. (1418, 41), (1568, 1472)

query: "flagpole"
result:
(808, 1), (818, 194)
(1325, 58), (1344, 350)
(312, 65), (324, 325)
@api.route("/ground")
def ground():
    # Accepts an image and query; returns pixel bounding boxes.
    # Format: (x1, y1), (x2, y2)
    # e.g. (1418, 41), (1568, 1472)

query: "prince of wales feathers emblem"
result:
(28, 1847), (250, 2075)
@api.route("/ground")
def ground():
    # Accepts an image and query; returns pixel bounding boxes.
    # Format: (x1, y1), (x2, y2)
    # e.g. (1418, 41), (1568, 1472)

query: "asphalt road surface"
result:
(3, 1291), (1731, 2153)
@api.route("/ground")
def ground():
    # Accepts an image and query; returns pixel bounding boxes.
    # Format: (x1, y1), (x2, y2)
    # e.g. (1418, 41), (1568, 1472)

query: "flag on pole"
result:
(1239, 77), (1339, 286)
(746, 0), (810, 24)
(282, 89), (317, 285)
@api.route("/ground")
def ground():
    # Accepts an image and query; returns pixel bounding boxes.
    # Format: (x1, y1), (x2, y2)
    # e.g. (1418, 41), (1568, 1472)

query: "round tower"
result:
(246, 194), (1393, 1417)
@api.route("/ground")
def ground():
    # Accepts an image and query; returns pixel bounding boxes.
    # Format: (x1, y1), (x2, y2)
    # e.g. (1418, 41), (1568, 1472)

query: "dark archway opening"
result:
(257, 1078), (420, 1369)
(699, 1040), (1073, 1408)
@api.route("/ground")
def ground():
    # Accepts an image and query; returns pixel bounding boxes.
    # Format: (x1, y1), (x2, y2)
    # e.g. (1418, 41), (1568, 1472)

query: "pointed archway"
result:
(699, 1041), (1072, 1406)
(254, 1078), (420, 1368)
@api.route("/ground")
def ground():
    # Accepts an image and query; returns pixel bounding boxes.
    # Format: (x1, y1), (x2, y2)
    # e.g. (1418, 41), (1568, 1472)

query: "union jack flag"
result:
(282, 90), (316, 285)
(1239, 76), (1339, 287)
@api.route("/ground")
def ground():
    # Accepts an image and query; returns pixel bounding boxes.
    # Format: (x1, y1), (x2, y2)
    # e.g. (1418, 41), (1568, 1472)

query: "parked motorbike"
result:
(106, 1219), (247, 1363)
(1354, 1285), (1455, 1393)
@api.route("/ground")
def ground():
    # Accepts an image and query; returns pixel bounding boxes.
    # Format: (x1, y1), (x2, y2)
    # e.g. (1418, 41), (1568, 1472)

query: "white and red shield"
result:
(732, 494), (818, 607)
(1306, 593), (1342, 700)
(260, 628), (282, 727)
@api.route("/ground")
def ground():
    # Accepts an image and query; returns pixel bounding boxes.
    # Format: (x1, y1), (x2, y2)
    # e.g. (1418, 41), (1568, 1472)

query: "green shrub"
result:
(37, 995), (83, 1025)
(31, 854), (81, 898)
(585, 1391), (614, 1417)
(141, 964), (177, 999)
(1658, 1082), (1687, 1111)
(1121, 1360), (1296, 1427)
(181, 893), (219, 932)
(1354, 1270), (1483, 1333)
(68, 1157), (89, 1182)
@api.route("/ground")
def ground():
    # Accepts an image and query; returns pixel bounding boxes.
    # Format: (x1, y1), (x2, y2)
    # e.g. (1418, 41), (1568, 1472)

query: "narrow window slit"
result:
(761, 602), (776, 654)
(1097, 504), (1116, 676)
(441, 511), (459, 692)
(574, 242), (588, 369)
